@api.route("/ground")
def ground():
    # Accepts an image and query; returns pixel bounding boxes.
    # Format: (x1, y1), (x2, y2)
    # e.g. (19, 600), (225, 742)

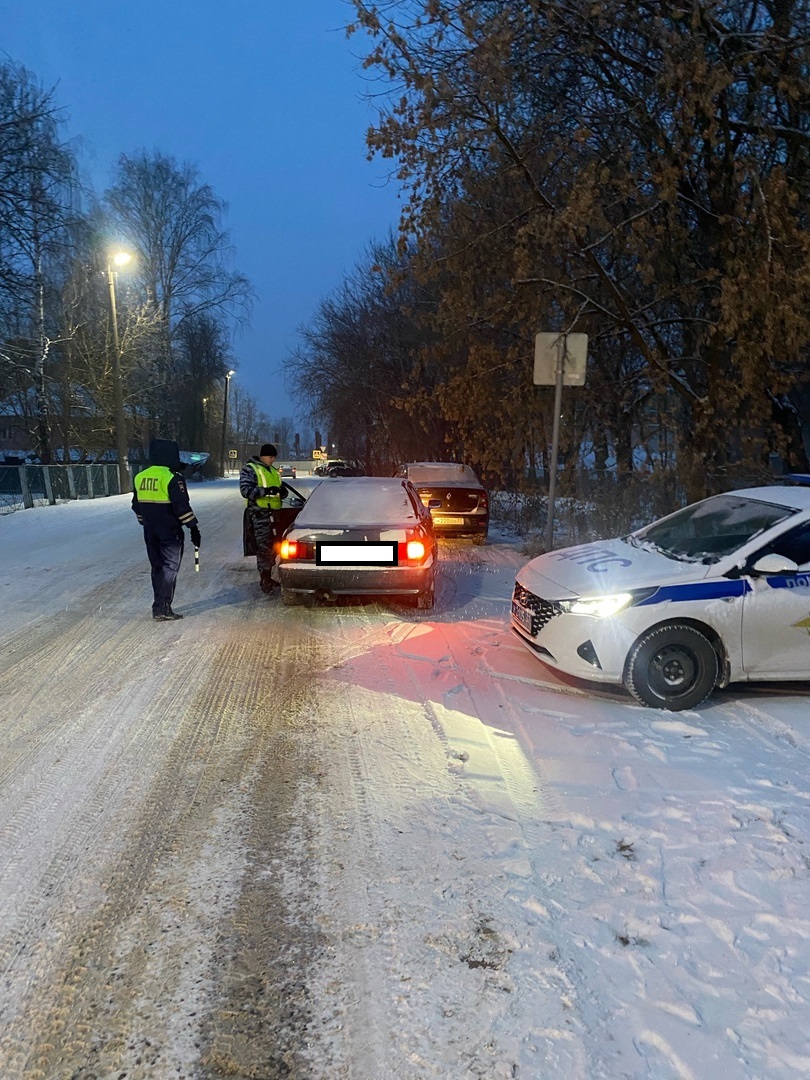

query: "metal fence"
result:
(0, 463), (124, 513)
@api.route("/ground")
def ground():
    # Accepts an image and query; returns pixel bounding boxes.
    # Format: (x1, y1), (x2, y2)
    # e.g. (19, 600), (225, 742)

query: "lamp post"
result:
(220, 369), (235, 477)
(107, 250), (132, 493)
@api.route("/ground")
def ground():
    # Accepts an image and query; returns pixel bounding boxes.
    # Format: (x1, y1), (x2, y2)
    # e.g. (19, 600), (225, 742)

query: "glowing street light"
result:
(220, 369), (236, 477)
(107, 249), (134, 493)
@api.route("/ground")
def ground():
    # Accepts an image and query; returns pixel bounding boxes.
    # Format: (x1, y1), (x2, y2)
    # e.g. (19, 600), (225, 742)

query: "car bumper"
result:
(430, 513), (488, 536)
(510, 609), (635, 685)
(279, 562), (434, 597)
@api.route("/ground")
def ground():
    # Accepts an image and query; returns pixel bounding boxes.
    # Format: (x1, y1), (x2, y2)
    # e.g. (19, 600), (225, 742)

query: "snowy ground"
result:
(0, 482), (808, 1079)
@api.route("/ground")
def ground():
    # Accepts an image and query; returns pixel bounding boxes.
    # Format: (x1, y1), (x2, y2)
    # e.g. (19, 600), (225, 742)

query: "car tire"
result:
(281, 587), (302, 607)
(472, 532), (488, 546)
(624, 623), (719, 711)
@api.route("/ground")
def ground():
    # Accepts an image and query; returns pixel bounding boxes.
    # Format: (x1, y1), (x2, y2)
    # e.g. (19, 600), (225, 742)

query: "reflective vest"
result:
(135, 465), (173, 504)
(246, 461), (282, 509)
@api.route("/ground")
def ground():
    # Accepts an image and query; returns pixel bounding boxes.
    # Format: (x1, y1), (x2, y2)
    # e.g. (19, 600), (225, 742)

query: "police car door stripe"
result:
(637, 580), (751, 606)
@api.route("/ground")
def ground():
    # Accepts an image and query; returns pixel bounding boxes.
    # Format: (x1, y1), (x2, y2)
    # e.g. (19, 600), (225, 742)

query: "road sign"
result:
(228, 449), (238, 458)
(533, 333), (588, 552)
(533, 333), (588, 386)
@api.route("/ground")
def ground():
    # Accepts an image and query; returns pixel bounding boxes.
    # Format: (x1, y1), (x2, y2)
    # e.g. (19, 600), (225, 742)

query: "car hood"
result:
(517, 538), (712, 599)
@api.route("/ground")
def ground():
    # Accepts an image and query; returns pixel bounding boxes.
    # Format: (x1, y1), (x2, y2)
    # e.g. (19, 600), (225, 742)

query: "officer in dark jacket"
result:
(132, 439), (201, 620)
(239, 443), (289, 593)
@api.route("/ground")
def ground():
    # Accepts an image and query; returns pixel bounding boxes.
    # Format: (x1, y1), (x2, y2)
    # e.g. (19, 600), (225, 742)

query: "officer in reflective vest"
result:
(239, 442), (288, 593)
(132, 439), (201, 620)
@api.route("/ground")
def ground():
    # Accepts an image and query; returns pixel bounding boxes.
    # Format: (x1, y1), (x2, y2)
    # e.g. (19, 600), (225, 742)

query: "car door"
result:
(273, 481), (308, 538)
(741, 520), (810, 676)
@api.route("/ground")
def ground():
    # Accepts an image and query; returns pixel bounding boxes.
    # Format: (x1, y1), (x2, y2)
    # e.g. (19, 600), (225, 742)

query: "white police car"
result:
(511, 483), (810, 710)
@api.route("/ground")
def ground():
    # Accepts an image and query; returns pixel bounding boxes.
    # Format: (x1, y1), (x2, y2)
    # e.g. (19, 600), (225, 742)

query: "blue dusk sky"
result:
(2, 0), (403, 433)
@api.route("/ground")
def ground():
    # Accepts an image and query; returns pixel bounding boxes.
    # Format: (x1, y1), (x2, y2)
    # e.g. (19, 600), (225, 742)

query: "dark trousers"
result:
(144, 531), (184, 614)
(248, 508), (278, 576)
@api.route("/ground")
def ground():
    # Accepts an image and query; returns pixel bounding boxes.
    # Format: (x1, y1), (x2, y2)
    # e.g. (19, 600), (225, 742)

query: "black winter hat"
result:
(260, 443), (277, 457)
(149, 438), (182, 472)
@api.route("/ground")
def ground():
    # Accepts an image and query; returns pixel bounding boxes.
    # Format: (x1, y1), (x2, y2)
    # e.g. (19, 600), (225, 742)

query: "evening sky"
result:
(2, 0), (402, 437)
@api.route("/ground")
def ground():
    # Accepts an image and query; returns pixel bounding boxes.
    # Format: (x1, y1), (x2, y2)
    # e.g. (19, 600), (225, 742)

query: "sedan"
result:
(511, 483), (810, 710)
(278, 476), (437, 608)
(279, 464), (297, 479)
(394, 462), (489, 543)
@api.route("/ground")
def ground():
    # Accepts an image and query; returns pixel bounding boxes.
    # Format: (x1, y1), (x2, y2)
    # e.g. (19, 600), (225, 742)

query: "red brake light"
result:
(407, 539), (426, 561)
(280, 539), (297, 559)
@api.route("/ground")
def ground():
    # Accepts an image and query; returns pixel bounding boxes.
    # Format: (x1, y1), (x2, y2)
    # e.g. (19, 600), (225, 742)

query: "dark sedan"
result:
(394, 462), (489, 544)
(277, 476), (437, 608)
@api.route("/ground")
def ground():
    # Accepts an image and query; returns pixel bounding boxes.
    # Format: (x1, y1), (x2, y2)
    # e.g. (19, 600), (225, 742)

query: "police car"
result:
(511, 482), (810, 710)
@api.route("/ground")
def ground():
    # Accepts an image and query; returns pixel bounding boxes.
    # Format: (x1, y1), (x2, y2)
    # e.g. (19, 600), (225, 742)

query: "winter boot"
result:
(154, 608), (184, 621)
(260, 571), (276, 594)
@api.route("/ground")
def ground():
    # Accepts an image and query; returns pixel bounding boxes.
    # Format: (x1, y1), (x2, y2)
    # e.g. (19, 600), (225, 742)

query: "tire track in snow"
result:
(0, 568), (330, 1078)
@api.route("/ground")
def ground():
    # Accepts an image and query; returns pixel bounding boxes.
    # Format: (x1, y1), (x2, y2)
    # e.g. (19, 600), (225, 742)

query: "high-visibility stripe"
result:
(637, 580), (751, 606)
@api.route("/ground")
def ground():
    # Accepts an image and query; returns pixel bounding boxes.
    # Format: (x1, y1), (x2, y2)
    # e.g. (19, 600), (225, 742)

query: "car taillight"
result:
(280, 540), (297, 559)
(406, 539), (426, 561)
(479, 493), (488, 509)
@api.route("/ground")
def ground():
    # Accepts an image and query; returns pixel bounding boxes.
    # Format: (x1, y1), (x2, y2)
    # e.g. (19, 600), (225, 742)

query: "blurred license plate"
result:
(432, 516), (464, 525)
(511, 601), (533, 634)
(316, 542), (397, 566)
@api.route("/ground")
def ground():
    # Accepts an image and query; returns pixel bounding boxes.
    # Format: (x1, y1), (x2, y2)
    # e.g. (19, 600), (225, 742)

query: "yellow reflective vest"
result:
(246, 461), (282, 509)
(134, 465), (174, 505)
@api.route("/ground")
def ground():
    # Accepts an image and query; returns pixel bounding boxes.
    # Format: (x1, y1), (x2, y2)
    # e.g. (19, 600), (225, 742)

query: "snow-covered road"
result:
(1, 481), (808, 1079)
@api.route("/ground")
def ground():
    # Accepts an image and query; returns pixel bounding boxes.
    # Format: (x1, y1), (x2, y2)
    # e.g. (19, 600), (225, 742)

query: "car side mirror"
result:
(428, 499), (442, 508)
(751, 553), (799, 575)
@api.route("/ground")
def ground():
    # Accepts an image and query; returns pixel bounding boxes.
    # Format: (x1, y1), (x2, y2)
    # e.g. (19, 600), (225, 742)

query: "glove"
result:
(262, 485), (281, 497)
(189, 525), (201, 548)
(280, 482), (290, 498)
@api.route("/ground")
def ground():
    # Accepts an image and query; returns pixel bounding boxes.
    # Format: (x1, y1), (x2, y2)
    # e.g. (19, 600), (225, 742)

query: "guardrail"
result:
(0, 463), (124, 513)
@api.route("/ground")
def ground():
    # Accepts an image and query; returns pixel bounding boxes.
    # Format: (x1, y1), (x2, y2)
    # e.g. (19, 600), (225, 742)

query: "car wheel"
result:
(472, 532), (488, 546)
(624, 623), (719, 711)
(281, 587), (302, 607)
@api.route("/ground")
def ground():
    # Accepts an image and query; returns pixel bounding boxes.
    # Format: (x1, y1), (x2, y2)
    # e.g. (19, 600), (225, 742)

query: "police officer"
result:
(132, 439), (201, 620)
(239, 442), (288, 593)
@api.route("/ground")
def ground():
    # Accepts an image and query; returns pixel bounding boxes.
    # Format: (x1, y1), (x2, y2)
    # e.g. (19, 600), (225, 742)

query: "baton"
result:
(194, 546), (200, 572)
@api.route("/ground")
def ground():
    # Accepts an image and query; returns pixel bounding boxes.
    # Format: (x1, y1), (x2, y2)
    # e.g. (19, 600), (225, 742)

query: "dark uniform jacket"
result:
(132, 440), (199, 540)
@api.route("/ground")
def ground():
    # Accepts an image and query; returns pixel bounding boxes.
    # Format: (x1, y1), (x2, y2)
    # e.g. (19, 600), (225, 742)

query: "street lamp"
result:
(220, 369), (235, 477)
(107, 249), (133, 493)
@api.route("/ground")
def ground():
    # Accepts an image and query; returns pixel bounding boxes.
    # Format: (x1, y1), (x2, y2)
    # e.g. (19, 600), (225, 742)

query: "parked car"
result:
(394, 462), (488, 544)
(314, 459), (365, 477)
(279, 464), (297, 479)
(511, 482), (810, 710)
(277, 476), (437, 608)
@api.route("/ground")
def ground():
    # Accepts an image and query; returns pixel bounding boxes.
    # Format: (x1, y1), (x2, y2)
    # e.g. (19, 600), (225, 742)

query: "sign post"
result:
(533, 333), (588, 551)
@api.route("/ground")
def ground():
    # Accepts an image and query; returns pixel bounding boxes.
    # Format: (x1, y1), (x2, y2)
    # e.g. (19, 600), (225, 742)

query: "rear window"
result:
(294, 478), (418, 525)
(407, 464), (479, 484)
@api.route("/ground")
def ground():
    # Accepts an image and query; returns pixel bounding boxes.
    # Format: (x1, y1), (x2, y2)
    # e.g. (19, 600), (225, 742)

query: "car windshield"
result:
(407, 464), (479, 484)
(294, 478), (417, 525)
(627, 494), (796, 563)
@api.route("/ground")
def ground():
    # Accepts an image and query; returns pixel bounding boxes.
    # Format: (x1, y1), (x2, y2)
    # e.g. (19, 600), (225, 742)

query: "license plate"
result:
(511, 600), (534, 634)
(316, 542), (397, 566)
(432, 516), (464, 525)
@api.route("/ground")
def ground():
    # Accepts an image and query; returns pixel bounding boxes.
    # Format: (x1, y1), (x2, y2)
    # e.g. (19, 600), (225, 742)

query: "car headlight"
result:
(557, 593), (634, 617)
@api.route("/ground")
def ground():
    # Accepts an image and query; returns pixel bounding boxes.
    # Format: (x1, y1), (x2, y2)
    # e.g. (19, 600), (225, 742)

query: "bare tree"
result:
(229, 383), (271, 455)
(104, 151), (253, 436)
(0, 61), (79, 461)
